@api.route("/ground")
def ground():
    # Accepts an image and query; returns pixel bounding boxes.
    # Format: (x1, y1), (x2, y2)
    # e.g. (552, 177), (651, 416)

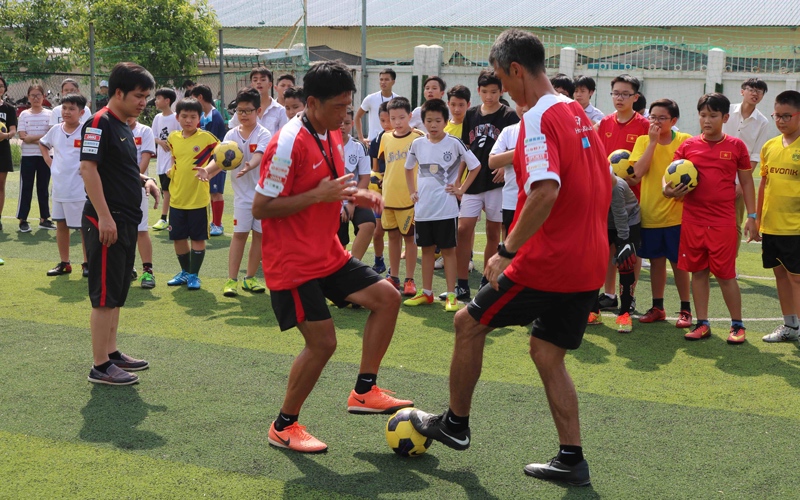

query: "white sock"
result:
(605, 293), (617, 299)
(423, 289), (432, 296)
(785, 315), (799, 329)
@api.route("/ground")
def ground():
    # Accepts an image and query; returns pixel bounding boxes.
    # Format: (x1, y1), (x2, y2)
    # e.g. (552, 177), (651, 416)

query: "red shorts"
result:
(677, 223), (737, 280)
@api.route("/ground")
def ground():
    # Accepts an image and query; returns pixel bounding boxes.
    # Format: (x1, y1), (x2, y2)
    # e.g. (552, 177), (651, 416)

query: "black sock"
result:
(160, 214), (167, 221)
(444, 408), (469, 433)
(557, 445), (584, 466)
(274, 411), (298, 431)
(457, 278), (469, 290)
(681, 301), (692, 313)
(94, 360), (113, 373)
(354, 373), (377, 394)
(189, 249), (205, 274)
(108, 350), (122, 360)
(177, 252), (190, 272)
(618, 271), (635, 314)
(404, 277), (414, 283)
(143, 263), (153, 274)
(652, 298), (664, 309)
(389, 275), (399, 284)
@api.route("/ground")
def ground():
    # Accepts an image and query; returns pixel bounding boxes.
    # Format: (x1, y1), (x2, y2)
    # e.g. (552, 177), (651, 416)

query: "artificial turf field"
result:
(1, 170), (799, 499)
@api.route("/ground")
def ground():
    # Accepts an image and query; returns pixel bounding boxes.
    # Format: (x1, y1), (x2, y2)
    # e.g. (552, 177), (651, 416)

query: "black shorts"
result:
(270, 257), (384, 331)
(762, 234), (800, 274)
(502, 209), (515, 235)
(467, 274), (597, 350)
(608, 222), (642, 247)
(338, 206), (376, 247)
(415, 218), (458, 249)
(82, 215), (137, 308)
(169, 207), (209, 241)
(158, 173), (171, 193)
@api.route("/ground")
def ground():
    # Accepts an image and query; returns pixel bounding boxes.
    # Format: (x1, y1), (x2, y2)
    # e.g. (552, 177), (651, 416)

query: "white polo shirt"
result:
(722, 103), (771, 163)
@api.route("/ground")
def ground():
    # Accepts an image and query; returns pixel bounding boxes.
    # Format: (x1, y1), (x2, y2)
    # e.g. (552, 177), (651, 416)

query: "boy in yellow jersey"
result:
(165, 98), (218, 290)
(379, 97), (424, 296)
(368, 101), (393, 274)
(757, 90), (800, 344)
(627, 99), (693, 328)
(444, 85), (470, 138)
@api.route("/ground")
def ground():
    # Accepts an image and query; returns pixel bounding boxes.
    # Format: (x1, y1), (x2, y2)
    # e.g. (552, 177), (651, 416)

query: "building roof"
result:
(211, 0), (800, 27)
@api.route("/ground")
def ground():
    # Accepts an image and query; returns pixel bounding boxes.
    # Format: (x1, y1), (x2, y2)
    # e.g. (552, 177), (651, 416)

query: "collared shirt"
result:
(722, 103), (771, 163)
(583, 103), (605, 123)
(228, 97), (288, 135)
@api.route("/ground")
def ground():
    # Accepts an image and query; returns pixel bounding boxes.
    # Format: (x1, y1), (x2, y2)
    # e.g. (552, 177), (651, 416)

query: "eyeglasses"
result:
(743, 87), (765, 96)
(770, 112), (800, 123)
(235, 108), (257, 116)
(649, 115), (672, 122)
(610, 92), (636, 99)
(28, 94), (44, 99)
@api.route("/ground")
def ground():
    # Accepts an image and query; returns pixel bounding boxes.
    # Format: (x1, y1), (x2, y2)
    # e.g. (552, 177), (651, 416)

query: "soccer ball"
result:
(213, 141), (243, 171)
(609, 149), (634, 179)
(369, 171), (383, 193)
(385, 408), (431, 457)
(664, 159), (699, 192)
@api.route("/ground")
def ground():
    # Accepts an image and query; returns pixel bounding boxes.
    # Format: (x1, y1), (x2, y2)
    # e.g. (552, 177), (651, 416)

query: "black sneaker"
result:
(47, 262), (72, 276)
(597, 293), (618, 311)
(629, 296), (637, 314)
(131, 268), (138, 281)
(455, 285), (471, 302)
(109, 352), (149, 371)
(81, 262), (89, 278)
(39, 219), (56, 230)
(19, 221), (31, 233)
(408, 410), (471, 450)
(524, 457), (591, 486)
(88, 364), (139, 385)
(372, 257), (386, 274)
(479, 276), (489, 290)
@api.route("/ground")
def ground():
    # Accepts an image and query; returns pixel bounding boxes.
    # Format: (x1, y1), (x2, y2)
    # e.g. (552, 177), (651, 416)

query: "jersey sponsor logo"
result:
(626, 134), (638, 143)
(249, 143), (257, 153)
(720, 151), (732, 160)
(73, 139), (82, 148)
(768, 166), (799, 176)
(134, 137), (142, 146)
(83, 140), (99, 147)
(86, 127), (102, 135)
(270, 164), (290, 177)
(526, 160), (548, 172)
(84, 133), (101, 142)
(82, 147), (98, 154)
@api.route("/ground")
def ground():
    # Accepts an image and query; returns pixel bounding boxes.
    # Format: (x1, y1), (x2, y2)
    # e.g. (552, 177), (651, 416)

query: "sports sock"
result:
(108, 350), (122, 360)
(160, 214), (167, 221)
(480, 275), (489, 288)
(785, 315), (800, 329)
(457, 278), (469, 290)
(444, 408), (469, 433)
(177, 252), (190, 272)
(390, 275), (399, 283)
(375, 255), (384, 262)
(94, 360), (113, 373)
(211, 200), (224, 226)
(681, 301), (692, 313)
(189, 250), (205, 274)
(354, 373), (377, 394)
(618, 271), (635, 314)
(404, 277), (414, 283)
(557, 445), (584, 466)
(698, 319), (710, 326)
(274, 411), (298, 431)
(604, 293), (617, 300)
(731, 319), (744, 329)
(142, 262), (153, 274)
(652, 298), (664, 309)
(423, 289), (432, 296)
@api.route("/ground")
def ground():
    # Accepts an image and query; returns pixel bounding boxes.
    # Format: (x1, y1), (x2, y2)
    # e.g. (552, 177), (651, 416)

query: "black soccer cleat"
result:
(408, 409), (471, 451)
(524, 457), (591, 487)
(597, 293), (619, 311)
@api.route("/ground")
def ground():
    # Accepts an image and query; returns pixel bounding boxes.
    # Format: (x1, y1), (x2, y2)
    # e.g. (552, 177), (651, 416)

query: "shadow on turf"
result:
(36, 276), (90, 304)
(18, 228), (55, 246)
(79, 385), (167, 450)
(579, 322), (685, 372)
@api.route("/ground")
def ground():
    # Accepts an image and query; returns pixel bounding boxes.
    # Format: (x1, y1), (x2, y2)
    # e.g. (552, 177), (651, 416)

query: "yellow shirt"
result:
(379, 129), (424, 209)
(167, 129), (218, 210)
(630, 132), (692, 228)
(759, 134), (800, 235)
(444, 121), (463, 138)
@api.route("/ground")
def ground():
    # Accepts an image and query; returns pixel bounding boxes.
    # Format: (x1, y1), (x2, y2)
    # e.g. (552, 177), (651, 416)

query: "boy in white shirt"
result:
(39, 94), (88, 277)
(17, 83), (54, 232)
(150, 88), (180, 230)
(355, 68), (398, 146)
(404, 99), (481, 311)
(49, 79), (92, 125)
(409, 76), (447, 134)
(488, 105), (524, 238)
(127, 117), (158, 288)
(573, 76), (604, 124)
(228, 67), (288, 135)
(338, 107), (376, 260)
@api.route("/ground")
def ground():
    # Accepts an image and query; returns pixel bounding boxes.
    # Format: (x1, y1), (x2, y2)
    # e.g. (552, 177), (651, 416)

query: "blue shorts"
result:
(639, 225), (681, 263)
(209, 171), (226, 194)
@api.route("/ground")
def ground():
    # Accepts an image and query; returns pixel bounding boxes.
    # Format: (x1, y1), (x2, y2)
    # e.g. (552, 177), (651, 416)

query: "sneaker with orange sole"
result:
(727, 325), (746, 344)
(268, 421), (328, 453)
(639, 307), (666, 323)
(587, 312), (602, 325)
(685, 323), (711, 340)
(403, 279), (417, 297)
(616, 312), (633, 333)
(385, 276), (401, 291)
(347, 385), (414, 414)
(675, 310), (692, 329)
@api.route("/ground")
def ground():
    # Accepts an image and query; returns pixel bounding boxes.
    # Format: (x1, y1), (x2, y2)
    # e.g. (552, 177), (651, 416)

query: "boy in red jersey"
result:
(253, 61), (413, 454)
(665, 93), (757, 344)
(409, 29), (612, 487)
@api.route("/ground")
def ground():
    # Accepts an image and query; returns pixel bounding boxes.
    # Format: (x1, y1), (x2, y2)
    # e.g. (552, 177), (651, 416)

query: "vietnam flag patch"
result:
(73, 139), (82, 148)
(249, 144), (258, 153)
(626, 134), (638, 143)
(720, 151), (732, 160)
(134, 137), (143, 146)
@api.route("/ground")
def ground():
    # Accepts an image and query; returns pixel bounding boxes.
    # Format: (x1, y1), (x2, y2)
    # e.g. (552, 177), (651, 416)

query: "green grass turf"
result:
(2, 167), (800, 498)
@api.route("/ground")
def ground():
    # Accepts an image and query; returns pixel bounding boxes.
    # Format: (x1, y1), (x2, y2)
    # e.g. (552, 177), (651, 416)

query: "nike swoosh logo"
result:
(360, 378), (373, 383)
(448, 417), (459, 425)
(280, 416), (291, 421)
(120, 137), (126, 141)
(276, 435), (290, 447)
(312, 160), (323, 169)
(620, 244), (632, 253)
(354, 397), (366, 404)
(441, 431), (469, 446)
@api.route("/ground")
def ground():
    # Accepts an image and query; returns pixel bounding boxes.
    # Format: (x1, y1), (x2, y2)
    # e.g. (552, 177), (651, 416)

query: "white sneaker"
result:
(641, 259), (651, 269)
(762, 324), (800, 342)
(434, 256), (444, 269)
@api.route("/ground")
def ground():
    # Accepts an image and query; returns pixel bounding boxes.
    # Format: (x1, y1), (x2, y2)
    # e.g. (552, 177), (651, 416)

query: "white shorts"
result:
(139, 188), (149, 232)
(52, 200), (84, 228)
(233, 205), (262, 233)
(459, 189), (503, 222)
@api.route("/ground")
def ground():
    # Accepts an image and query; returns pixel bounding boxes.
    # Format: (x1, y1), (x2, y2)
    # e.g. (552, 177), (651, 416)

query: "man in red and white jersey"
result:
(409, 29), (612, 487)
(252, 61), (413, 454)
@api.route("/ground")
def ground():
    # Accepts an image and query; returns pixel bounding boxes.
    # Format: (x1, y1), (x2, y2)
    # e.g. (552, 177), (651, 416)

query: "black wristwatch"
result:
(497, 242), (516, 259)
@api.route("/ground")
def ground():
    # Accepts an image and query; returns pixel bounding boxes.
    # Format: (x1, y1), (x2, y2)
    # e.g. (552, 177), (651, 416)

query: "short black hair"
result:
(303, 60), (356, 102)
(235, 87), (261, 109)
(182, 79), (195, 88)
(190, 84), (213, 103)
(447, 84), (471, 103)
(378, 101), (389, 114)
(176, 97), (203, 116)
(60, 78), (79, 90)
(633, 93), (647, 113)
(610, 74), (640, 93)
(387, 96), (411, 114)
(61, 93), (87, 109)
(489, 29), (546, 77)
(276, 73), (295, 85)
(0, 76), (6, 91)
(477, 69), (502, 89)
(697, 93), (730, 114)
(283, 86), (305, 104)
(249, 67), (273, 83)
(741, 78), (768, 93)
(550, 73), (575, 98)
(108, 62), (155, 97)
(573, 75), (596, 92)
(27, 83), (45, 96)
(424, 76), (446, 93)
(649, 98), (680, 119)
(379, 68), (397, 81)
(774, 90), (800, 109)
(421, 98), (449, 122)
(155, 88), (177, 106)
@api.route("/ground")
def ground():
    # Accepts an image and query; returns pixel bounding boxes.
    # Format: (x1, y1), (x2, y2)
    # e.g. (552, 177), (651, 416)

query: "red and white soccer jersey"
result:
(503, 94), (612, 293)
(256, 117), (351, 290)
(597, 112), (649, 198)
(673, 134), (751, 227)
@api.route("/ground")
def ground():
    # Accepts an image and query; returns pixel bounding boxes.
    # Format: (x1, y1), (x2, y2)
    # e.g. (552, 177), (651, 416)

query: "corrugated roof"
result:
(210, 0), (800, 27)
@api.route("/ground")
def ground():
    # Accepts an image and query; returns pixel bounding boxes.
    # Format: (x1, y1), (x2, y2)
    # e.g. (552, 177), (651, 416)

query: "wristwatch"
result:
(747, 213), (757, 219)
(497, 242), (516, 259)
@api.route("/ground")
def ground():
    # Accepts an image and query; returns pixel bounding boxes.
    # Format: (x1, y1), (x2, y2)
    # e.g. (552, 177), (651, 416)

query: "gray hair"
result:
(489, 29), (546, 76)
